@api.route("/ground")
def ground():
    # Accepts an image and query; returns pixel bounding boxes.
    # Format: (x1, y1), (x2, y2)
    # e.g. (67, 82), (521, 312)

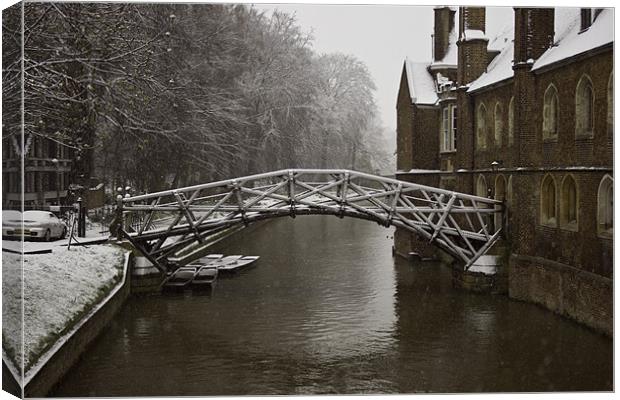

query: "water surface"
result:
(53, 216), (612, 396)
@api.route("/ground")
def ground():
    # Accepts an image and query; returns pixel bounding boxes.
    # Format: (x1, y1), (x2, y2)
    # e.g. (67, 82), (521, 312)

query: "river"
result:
(53, 216), (612, 396)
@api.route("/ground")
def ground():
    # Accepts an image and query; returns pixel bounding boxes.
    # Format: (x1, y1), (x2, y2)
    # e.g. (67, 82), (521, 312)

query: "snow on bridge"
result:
(117, 169), (503, 273)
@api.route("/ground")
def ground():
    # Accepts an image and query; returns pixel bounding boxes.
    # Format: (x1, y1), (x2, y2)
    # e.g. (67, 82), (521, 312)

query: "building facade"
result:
(396, 7), (613, 335)
(2, 135), (74, 209)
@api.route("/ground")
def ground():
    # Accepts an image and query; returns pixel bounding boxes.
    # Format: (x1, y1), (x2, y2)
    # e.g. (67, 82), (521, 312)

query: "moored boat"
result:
(163, 266), (197, 289)
(217, 255), (260, 274)
(197, 254), (224, 264)
(209, 255), (243, 269)
(191, 266), (218, 289)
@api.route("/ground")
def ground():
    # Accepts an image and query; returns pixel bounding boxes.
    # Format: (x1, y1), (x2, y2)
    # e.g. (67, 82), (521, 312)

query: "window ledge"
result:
(439, 150), (457, 154)
(540, 218), (557, 228)
(597, 230), (613, 239)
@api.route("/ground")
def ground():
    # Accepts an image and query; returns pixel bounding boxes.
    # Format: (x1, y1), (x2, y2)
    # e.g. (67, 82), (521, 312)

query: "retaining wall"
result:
(509, 254), (612, 337)
(22, 252), (132, 397)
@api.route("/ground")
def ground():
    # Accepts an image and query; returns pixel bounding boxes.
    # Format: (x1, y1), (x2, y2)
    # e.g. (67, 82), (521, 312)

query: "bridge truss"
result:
(118, 169), (503, 273)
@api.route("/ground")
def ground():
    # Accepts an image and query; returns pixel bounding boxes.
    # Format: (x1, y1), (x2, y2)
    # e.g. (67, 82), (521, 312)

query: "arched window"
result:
(543, 84), (559, 140)
(597, 174), (613, 237)
(560, 175), (578, 230)
(540, 174), (556, 226)
(575, 75), (595, 138)
(494, 102), (504, 146)
(476, 103), (487, 149)
(508, 97), (514, 145)
(494, 175), (506, 231)
(608, 73), (613, 137)
(476, 174), (487, 198)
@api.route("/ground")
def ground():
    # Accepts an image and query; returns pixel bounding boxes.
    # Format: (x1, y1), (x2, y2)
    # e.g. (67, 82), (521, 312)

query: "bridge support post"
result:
(131, 254), (166, 294)
(449, 240), (509, 294)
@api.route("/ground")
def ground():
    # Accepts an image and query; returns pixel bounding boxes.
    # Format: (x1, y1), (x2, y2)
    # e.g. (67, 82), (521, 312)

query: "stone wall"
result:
(24, 253), (132, 397)
(509, 254), (612, 336)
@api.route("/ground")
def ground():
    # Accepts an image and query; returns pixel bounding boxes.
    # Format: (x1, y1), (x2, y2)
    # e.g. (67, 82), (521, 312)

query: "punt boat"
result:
(196, 254), (224, 264)
(191, 266), (218, 289)
(217, 255), (260, 274)
(162, 266), (197, 289)
(209, 255), (243, 269)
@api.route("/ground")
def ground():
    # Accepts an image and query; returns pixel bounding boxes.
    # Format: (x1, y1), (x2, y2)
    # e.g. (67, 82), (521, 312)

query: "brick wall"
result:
(470, 83), (516, 172)
(411, 106), (440, 170)
(514, 8), (554, 63)
(530, 52), (613, 168)
(396, 65), (414, 172)
(434, 7), (455, 62)
(395, 6), (613, 334)
(510, 254), (612, 336)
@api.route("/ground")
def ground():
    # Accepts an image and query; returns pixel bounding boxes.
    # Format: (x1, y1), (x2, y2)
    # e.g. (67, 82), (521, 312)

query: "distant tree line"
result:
(3, 3), (392, 193)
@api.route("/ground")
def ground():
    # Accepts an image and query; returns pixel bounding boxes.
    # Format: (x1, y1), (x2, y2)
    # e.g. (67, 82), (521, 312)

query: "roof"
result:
(404, 58), (438, 105)
(468, 25), (514, 93)
(468, 8), (613, 93)
(532, 8), (613, 71)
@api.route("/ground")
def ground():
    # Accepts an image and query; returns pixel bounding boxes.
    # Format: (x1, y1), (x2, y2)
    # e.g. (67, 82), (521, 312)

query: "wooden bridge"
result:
(117, 169), (503, 273)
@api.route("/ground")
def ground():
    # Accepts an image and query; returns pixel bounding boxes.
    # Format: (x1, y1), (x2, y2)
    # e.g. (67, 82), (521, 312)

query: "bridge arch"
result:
(118, 169), (502, 273)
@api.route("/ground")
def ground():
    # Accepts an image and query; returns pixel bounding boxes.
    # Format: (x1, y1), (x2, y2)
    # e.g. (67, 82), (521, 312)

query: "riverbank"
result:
(2, 244), (126, 376)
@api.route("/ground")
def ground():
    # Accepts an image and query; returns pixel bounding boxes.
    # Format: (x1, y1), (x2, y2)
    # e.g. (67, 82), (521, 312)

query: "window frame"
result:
(559, 174), (579, 231)
(494, 102), (504, 147)
(597, 174), (613, 238)
(542, 84), (559, 141)
(440, 104), (457, 153)
(476, 174), (488, 198)
(575, 74), (595, 139)
(476, 103), (487, 150)
(494, 174), (507, 231)
(540, 174), (557, 227)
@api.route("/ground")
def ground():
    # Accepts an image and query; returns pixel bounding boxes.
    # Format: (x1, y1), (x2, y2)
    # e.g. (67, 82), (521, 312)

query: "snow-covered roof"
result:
(533, 8), (613, 72)
(404, 58), (438, 105)
(468, 25), (514, 93)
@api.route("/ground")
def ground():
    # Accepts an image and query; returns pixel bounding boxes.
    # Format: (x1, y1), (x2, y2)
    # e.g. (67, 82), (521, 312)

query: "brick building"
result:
(395, 7), (613, 334)
(2, 136), (74, 209)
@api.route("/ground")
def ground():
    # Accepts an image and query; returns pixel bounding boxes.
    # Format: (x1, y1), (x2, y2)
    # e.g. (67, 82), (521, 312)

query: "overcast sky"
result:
(255, 4), (513, 132)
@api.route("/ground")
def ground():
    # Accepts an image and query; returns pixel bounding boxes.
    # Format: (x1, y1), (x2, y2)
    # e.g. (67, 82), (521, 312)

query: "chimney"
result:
(433, 6), (456, 62)
(514, 8), (555, 64)
(457, 7), (488, 85)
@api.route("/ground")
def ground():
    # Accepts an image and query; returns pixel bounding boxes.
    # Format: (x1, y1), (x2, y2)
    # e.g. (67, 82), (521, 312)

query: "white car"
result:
(2, 210), (67, 241)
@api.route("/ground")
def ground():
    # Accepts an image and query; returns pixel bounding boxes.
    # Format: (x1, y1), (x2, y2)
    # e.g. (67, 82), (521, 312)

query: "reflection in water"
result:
(53, 216), (612, 396)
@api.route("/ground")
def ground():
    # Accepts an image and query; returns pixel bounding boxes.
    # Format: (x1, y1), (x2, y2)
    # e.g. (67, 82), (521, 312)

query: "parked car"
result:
(2, 210), (67, 241)
(2, 210), (22, 240)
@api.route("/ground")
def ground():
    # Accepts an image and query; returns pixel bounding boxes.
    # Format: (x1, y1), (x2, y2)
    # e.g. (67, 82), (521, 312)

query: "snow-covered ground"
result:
(2, 244), (126, 371)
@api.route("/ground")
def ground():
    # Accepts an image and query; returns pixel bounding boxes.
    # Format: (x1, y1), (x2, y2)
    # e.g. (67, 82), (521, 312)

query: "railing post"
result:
(77, 197), (86, 237)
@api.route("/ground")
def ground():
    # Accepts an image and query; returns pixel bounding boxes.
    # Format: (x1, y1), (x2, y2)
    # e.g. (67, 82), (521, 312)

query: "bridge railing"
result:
(118, 169), (502, 272)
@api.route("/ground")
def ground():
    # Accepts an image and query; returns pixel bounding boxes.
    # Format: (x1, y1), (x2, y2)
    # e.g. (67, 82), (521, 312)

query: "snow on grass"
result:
(2, 244), (126, 371)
